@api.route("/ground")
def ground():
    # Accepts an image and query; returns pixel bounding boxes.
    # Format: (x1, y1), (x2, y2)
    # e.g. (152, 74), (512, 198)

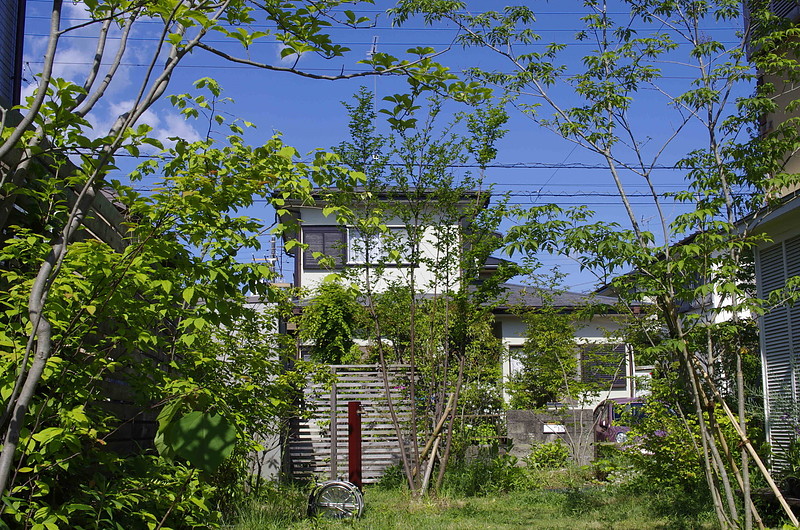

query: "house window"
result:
(347, 227), (411, 265)
(303, 227), (344, 270)
(580, 343), (627, 390)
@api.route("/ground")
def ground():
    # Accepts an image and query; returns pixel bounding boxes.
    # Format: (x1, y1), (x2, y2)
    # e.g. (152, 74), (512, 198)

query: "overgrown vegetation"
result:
(387, 0), (800, 526)
(299, 281), (366, 364)
(6, 0), (800, 527)
(0, 0), (477, 526)
(0, 108), (344, 526)
(231, 449), (726, 529)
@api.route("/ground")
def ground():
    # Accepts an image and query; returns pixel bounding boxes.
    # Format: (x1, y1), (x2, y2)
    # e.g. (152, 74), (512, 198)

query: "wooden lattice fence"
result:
(287, 364), (413, 484)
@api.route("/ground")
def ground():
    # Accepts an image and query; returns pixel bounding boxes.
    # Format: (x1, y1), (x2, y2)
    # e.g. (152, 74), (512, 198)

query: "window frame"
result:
(579, 343), (627, 390)
(346, 226), (413, 266)
(302, 226), (345, 271)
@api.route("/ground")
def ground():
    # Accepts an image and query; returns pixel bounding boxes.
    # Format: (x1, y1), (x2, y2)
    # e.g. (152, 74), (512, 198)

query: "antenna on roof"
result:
(368, 36), (379, 140)
(367, 35), (379, 60)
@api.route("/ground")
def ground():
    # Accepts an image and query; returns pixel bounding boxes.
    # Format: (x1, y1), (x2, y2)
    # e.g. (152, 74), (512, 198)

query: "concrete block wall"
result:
(506, 409), (596, 466)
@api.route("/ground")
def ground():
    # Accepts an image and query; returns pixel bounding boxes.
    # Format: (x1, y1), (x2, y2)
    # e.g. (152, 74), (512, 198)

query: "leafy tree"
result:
(507, 288), (628, 465)
(507, 308), (580, 411)
(0, 101), (347, 525)
(0, 0), (474, 517)
(389, 0), (800, 526)
(299, 280), (366, 364)
(0, 0), (482, 527)
(317, 87), (513, 496)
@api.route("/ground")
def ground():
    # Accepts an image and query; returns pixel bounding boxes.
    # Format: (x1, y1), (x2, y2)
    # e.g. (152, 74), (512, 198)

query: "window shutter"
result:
(303, 227), (344, 270)
(759, 237), (800, 464)
(581, 344), (627, 390)
(771, 0), (800, 19)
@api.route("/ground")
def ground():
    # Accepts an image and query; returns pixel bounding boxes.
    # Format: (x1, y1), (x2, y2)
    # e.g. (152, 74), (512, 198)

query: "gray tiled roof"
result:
(274, 282), (622, 313)
(491, 283), (619, 311)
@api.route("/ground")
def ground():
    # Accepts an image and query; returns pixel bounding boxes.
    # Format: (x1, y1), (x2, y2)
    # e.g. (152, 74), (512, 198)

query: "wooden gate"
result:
(287, 364), (413, 484)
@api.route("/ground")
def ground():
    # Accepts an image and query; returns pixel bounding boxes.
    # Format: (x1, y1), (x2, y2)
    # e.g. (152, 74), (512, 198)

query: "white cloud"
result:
(21, 0), (208, 168)
(97, 99), (201, 147)
(155, 112), (203, 145)
(22, 1), (201, 146)
(275, 43), (307, 65)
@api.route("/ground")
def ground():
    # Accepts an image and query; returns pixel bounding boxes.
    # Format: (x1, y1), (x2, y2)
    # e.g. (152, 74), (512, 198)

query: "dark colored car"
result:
(593, 397), (647, 444)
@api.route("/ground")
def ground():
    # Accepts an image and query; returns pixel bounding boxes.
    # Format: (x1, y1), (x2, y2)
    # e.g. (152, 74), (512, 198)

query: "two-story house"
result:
(279, 188), (643, 408)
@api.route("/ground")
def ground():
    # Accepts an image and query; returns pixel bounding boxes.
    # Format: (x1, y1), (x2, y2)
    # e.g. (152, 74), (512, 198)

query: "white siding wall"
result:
(498, 314), (639, 409)
(297, 207), (461, 294)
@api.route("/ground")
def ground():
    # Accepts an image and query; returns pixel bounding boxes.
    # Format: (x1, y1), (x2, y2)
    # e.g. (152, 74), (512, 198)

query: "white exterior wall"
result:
(498, 313), (644, 410)
(296, 206), (461, 294)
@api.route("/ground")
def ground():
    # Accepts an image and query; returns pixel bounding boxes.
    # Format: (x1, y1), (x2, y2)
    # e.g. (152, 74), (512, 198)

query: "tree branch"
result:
(196, 42), (450, 81)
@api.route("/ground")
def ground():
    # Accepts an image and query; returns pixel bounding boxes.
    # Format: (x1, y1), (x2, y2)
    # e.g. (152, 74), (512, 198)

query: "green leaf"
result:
(182, 286), (195, 304)
(161, 412), (237, 473)
(154, 430), (174, 460)
(156, 398), (184, 431)
(65, 504), (93, 513)
(31, 427), (64, 445)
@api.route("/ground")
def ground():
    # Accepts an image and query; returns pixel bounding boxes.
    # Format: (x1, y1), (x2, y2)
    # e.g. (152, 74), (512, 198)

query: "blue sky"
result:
(21, 1), (752, 291)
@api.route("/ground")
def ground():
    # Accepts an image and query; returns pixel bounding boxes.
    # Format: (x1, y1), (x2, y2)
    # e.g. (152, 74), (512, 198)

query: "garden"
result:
(230, 440), (795, 529)
(5, 1), (800, 529)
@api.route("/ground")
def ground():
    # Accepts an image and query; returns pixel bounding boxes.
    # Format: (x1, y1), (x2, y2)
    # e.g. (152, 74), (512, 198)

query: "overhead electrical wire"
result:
(22, 59), (719, 79)
(76, 151), (710, 171)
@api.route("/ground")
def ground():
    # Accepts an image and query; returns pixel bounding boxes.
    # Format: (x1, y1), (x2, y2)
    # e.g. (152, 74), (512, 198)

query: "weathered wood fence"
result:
(286, 364), (413, 484)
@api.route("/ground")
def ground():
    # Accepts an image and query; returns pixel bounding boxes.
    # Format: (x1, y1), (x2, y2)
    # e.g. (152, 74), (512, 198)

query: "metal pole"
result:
(348, 401), (362, 490)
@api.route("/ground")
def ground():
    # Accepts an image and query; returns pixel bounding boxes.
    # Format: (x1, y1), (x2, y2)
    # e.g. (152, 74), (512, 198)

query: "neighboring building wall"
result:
(294, 206), (462, 293)
(748, 2), (800, 464)
(750, 2), (800, 196)
(759, 65), (800, 196)
(754, 198), (800, 462)
(497, 313), (642, 409)
(506, 409), (595, 466)
(0, 0), (23, 109)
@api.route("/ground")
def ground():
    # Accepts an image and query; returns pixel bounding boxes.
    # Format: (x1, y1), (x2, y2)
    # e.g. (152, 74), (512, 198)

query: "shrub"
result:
(440, 447), (527, 496)
(375, 464), (407, 490)
(2, 454), (223, 529)
(592, 445), (638, 485)
(625, 401), (706, 492)
(525, 440), (570, 469)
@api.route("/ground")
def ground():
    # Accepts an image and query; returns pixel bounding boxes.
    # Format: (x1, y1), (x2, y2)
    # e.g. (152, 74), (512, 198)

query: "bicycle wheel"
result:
(309, 480), (364, 519)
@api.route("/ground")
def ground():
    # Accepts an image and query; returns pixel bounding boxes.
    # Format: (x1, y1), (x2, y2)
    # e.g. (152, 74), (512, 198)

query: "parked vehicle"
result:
(593, 397), (647, 444)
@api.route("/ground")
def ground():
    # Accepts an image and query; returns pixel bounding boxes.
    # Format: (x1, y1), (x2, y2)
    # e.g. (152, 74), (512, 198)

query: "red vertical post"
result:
(348, 401), (362, 491)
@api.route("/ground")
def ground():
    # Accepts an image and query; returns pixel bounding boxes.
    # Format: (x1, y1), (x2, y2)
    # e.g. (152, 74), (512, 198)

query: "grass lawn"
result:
(233, 485), (718, 529)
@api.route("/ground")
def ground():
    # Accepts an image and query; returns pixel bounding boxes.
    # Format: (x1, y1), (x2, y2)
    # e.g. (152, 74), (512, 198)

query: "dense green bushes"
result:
(229, 444), (719, 529)
(440, 449), (527, 496)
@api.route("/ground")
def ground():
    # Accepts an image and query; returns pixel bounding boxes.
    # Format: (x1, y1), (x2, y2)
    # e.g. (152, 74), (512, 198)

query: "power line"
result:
(25, 25), (741, 34)
(62, 150), (705, 170)
(22, 59), (719, 81)
(127, 186), (732, 201)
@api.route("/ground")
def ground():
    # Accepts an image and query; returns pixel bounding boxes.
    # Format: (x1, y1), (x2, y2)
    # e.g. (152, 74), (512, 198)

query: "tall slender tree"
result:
(390, 0), (800, 526)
